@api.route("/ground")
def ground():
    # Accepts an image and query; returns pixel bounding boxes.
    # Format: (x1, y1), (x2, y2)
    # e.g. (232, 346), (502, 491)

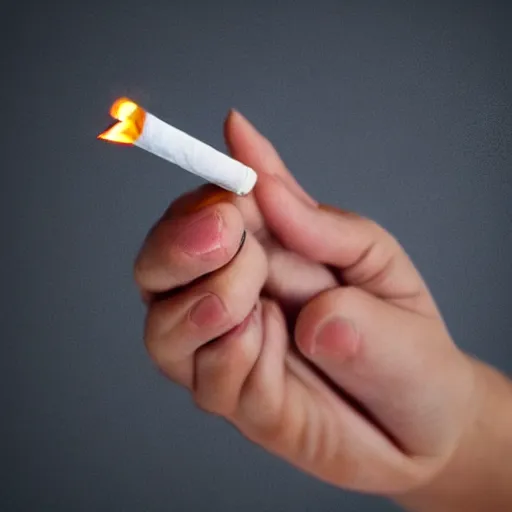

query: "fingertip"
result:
(294, 288), (357, 357)
(224, 108), (250, 153)
(311, 316), (360, 360)
(223, 110), (278, 173)
(225, 108), (249, 130)
(225, 111), (317, 206)
(223, 108), (236, 144)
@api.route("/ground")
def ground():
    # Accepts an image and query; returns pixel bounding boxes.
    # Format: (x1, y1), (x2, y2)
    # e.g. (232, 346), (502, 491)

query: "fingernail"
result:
(189, 294), (226, 327)
(312, 316), (359, 359)
(174, 209), (223, 256)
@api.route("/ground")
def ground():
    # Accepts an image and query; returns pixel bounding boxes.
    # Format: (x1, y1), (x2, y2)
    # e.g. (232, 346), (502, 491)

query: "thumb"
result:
(294, 286), (475, 458)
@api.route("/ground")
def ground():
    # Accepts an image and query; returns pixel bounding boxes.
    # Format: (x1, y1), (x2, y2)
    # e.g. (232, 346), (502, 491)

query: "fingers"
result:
(194, 299), (288, 426)
(234, 300), (288, 432)
(255, 172), (438, 316)
(144, 231), (268, 384)
(226, 109), (437, 315)
(134, 201), (245, 294)
(224, 110), (317, 206)
(193, 302), (263, 417)
(263, 238), (339, 318)
(294, 286), (476, 457)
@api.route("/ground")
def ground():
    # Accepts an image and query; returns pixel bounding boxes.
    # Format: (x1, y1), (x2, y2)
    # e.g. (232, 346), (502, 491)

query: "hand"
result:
(134, 111), (512, 508)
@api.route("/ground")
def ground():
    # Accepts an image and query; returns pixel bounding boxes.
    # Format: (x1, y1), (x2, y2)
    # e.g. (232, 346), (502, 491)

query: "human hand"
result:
(134, 111), (510, 507)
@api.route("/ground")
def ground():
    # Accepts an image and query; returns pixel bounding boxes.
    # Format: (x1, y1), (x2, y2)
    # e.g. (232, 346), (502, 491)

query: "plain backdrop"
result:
(1, 1), (511, 511)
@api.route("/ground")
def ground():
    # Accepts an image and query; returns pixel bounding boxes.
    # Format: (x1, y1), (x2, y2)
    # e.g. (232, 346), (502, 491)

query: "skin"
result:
(134, 110), (512, 510)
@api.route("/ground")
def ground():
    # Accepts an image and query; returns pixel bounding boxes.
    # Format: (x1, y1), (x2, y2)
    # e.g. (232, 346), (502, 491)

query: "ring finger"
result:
(144, 231), (268, 387)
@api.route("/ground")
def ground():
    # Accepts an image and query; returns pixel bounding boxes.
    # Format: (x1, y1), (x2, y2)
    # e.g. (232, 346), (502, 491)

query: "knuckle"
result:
(143, 320), (164, 364)
(143, 325), (190, 387)
(143, 301), (165, 343)
(143, 308), (159, 354)
(370, 219), (401, 250)
(360, 217), (381, 232)
(133, 250), (148, 288)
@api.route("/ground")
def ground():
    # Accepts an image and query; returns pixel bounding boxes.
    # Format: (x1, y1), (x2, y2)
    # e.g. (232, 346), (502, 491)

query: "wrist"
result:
(395, 357), (512, 512)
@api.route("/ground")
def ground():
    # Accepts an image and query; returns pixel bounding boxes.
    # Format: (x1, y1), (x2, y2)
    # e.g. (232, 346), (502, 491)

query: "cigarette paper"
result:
(98, 98), (257, 195)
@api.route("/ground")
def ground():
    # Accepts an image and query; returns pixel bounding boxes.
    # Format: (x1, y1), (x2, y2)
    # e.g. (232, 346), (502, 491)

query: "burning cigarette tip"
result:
(97, 97), (146, 144)
(110, 97), (138, 120)
(98, 97), (257, 195)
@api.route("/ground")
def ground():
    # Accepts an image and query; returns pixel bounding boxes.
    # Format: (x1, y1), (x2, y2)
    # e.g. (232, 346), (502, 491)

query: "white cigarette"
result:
(98, 97), (257, 196)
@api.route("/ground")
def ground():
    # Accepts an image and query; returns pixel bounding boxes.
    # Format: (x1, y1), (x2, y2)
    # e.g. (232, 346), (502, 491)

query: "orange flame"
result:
(97, 97), (146, 145)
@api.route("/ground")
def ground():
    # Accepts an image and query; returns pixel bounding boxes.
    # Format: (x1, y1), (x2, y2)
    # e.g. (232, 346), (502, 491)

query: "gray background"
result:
(1, 1), (511, 510)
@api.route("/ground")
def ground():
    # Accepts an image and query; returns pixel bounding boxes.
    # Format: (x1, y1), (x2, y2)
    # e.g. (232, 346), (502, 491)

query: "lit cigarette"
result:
(98, 98), (257, 195)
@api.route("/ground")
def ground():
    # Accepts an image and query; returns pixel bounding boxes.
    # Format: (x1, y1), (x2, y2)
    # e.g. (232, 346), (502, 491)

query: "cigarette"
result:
(97, 98), (257, 195)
